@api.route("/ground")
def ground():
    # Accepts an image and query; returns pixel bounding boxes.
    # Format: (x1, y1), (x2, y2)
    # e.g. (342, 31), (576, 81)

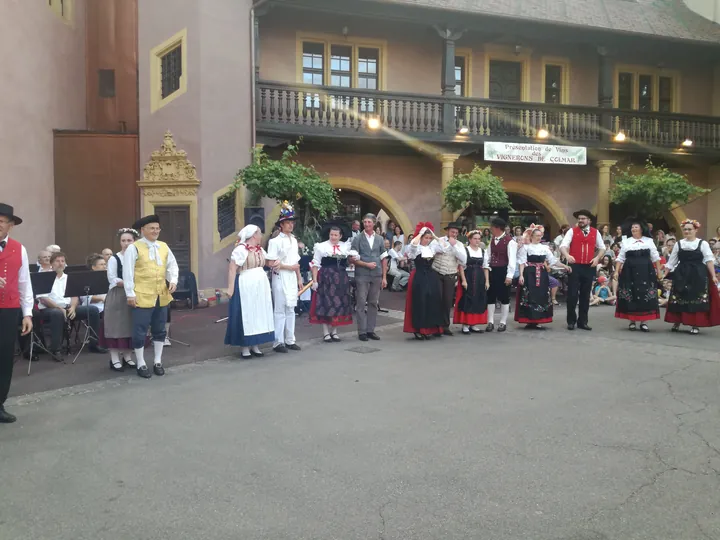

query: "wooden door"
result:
(156, 206), (191, 272)
(489, 60), (522, 101)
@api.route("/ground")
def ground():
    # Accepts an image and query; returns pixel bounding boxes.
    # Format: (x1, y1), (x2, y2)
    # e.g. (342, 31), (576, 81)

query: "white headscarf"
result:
(237, 224), (259, 245)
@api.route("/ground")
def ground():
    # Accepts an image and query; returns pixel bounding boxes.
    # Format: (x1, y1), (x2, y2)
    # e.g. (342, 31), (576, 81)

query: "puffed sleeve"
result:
(311, 242), (324, 269)
(648, 238), (661, 263)
(406, 243), (419, 258)
(700, 240), (715, 264)
(231, 245), (248, 267)
(265, 237), (280, 260)
(452, 241), (467, 265)
(664, 242), (680, 272)
(616, 240), (628, 264)
(517, 245), (528, 265)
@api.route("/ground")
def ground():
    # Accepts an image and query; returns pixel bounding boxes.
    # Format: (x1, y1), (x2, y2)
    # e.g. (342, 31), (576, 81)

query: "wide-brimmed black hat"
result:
(0, 203), (22, 225)
(621, 217), (650, 238)
(573, 209), (595, 221)
(445, 221), (463, 231)
(320, 220), (351, 242)
(132, 214), (160, 231)
(490, 217), (506, 229)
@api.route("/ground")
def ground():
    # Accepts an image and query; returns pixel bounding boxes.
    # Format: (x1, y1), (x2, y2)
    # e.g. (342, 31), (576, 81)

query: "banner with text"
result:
(484, 142), (587, 165)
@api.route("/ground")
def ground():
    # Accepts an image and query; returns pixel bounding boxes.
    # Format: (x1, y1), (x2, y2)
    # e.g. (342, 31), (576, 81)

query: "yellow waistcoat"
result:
(133, 241), (174, 308)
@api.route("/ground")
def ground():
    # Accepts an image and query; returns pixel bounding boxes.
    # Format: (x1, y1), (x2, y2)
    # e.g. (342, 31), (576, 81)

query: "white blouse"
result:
(664, 238), (714, 272)
(106, 251), (124, 290)
(617, 236), (661, 264)
(518, 243), (558, 266)
(406, 240), (449, 259)
(311, 240), (352, 268)
(231, 244), (268, 267)
(463, 246), (489, 269)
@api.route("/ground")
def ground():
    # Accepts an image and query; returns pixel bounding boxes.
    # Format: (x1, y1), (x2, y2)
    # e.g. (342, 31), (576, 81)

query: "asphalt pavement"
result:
(1, 305), (719, 540)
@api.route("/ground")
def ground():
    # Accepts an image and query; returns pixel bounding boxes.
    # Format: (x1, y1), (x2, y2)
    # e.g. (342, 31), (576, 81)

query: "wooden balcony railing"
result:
(256, 81), (720, 150)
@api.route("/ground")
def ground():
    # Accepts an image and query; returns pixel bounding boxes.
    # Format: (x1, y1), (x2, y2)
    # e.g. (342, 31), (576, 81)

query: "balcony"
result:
(256, 81), (720, 151)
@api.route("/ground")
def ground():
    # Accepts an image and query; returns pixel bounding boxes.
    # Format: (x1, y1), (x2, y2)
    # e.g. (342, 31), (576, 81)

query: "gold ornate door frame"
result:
(137, 131), (200, 278)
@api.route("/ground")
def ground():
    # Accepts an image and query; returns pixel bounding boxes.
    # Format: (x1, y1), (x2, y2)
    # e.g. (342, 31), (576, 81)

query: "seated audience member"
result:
(589, 276), (616, 306)
(101, 248), (113, 263)
(713, 245), (720, 273)
(36, 252), (106, 356)
(46, 244), (61, 254)
(658, 279), (672, 308)
(81, 254), (107, 313)
(37, 250), (52, 272)
(388, 241), (410, 291)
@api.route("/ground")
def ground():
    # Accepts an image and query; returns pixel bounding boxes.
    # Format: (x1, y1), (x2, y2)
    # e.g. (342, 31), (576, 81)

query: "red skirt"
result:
(403, 269), (443, 335)
(665, 279), (720, 327)
(453, 281), (488, 325)
(615, 311), (660, 322)
(308, 291), (353, 326)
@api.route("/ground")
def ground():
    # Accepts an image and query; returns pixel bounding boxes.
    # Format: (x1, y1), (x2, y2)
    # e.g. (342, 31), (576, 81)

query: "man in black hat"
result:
(123, 214), (179, 378)
(0, 204), (34, 423)
(432, 221), (467, 335)
(560, 209), (606, 330)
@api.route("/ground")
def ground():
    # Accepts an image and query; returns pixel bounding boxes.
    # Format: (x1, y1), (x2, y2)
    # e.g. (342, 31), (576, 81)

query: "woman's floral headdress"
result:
(117, 227), (139, 238)
(523, 223), (545, 239)
(680, 219), (701, 230)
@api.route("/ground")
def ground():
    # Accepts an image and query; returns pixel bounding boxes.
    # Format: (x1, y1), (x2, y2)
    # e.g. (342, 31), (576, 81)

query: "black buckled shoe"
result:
(577, 324), (593, 331)
(109, 360), (125, 372)
(358, 334), (368, 342)
(367, 332), (381, 341)
(497, 324), (507, 332)
(273, 345), (288, 353)
(286, 343), (302, 351)
(251, 349), (265, 357)
(486, 323), (495, 332)
(137, 365), (152, 379)
(153, 364), (165, 376)
(567, 324), (576, 330)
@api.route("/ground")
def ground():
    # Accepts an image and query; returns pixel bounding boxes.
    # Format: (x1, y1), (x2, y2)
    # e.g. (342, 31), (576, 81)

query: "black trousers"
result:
(0, 308), (21, 406)
(567, 264), (594, 326)
(487, 266), (510, 305)
(39, 306), (101, 351)
(436, 272), (457, 328)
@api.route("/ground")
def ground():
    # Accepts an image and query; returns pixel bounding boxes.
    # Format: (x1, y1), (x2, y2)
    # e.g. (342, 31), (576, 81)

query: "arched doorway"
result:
(458, 194), (554, 238)
(328, 177), (413, 238)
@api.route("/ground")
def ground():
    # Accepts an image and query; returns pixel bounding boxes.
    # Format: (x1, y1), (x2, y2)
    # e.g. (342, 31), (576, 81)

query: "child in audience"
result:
(590, 276), (616, 306)
(658, 279), (672, 307)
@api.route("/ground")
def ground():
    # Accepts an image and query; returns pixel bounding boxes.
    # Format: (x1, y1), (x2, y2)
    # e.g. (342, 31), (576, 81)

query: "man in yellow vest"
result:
(123, 215), (179, 378)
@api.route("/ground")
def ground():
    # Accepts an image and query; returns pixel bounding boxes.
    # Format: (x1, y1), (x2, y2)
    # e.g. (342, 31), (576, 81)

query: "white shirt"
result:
(616, 236), (661, 264)
(463, 245), (488, 269)
(560, 228), (606, 251)
(437, 236), (468, 266)
(406, 240), (449, 259)
(311, 240), (352, 269)
(363, 231), (376, 250)
(553, 234), (564, 247)
(392, 234), (405, 246)
(0, 236), (34, 317)
(486, 233), (518, 280)
(123, 237), (180, 299)
(266, 232), (301, 267)
(664, 238), (714, 272)
(37, 273), (71, 310)
(81, 294), (105, 313)
(106, 252), (124, 290)
(388, 247), (407, 272)
(518, 243), (558, 266)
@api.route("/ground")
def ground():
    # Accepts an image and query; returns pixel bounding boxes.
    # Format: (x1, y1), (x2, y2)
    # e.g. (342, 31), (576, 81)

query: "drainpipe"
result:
(250, 0), (270, 148)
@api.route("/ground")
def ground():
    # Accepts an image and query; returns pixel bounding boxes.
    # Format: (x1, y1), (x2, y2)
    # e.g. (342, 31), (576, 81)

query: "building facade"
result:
(3, 0), (720, 290)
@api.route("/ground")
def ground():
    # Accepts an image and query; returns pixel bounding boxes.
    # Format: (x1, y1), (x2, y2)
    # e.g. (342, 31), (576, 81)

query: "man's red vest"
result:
(0, 237), (22, 309)
(569, 226), (597, 265)
(490, 235), (512, 267)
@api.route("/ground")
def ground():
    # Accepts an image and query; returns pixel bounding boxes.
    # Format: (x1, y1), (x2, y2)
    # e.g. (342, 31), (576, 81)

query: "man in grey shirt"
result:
(349, 214), (388, 341)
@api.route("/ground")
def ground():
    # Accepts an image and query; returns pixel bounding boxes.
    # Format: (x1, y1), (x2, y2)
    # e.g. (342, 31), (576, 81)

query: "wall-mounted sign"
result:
(484, 142), (587, 165)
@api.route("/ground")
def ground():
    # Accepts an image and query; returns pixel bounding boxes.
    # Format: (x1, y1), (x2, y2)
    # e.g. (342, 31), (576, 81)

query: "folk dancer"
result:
(515, 224), (570, 329)
(123, 215), (179, 378)
(349, 213), (388, 342)
(664, 219), (720, 334)
(485, 217), (518, 332)
(105, 228), (139, 371)
(454, 230), (489, 334)
(225, 225), (276, 358)
(403, 223), (449, 340)
(560, 209), (605, 330)
(614, 218), (662, 332)
(432, 221), (468, 336)
(0, 204), (33, 423)
(310, 225), (354, 342)
(266, 202), (303, 353)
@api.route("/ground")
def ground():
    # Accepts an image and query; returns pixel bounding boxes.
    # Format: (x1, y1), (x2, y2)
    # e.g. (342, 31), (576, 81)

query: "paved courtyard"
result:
(1, 307), (719, 540)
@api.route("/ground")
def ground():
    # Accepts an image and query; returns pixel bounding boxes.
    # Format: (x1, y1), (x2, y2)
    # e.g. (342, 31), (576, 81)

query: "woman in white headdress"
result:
(225, 225), (276, 358)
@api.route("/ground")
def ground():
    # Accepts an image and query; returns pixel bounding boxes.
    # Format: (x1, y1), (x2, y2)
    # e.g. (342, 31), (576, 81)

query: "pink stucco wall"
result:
(0, 1), (86, 257)
(139, 0), (254, 289)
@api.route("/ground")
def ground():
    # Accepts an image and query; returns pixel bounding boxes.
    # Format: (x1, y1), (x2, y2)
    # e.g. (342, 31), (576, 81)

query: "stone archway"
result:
(329, 177), (414, 237)
(453, 180), (570, 234)
(137, 131), (200, 278)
